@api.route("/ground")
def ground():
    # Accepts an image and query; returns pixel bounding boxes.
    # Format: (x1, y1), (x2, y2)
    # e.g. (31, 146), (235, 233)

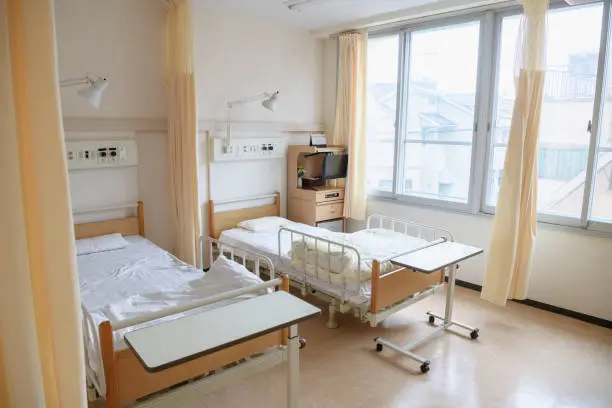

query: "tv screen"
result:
(322, 153), (348, 180)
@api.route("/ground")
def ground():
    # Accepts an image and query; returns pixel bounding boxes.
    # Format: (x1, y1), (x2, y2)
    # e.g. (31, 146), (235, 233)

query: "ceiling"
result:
(197, 0), (444, 32)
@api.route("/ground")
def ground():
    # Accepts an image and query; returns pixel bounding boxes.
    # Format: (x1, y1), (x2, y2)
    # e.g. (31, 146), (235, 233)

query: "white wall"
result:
(368, 199), (612, 321)
(192, 6), (325, 236)
(55, 0), (166, 119)
(55, 0), (172, 250)
(192, 7), (323, 124)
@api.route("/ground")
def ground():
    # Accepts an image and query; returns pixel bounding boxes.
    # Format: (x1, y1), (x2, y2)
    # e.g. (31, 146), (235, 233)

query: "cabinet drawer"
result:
(316, 202), (344, 222)
(316, 190), (345, 203)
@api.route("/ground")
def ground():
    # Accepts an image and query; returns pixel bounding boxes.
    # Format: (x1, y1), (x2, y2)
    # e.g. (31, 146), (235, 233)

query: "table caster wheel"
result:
(470, 330), (479, 340)
(376, 343), (383, 352)
(420, 363), (430, 374)
(299, 337), (307, 350)
(428, 315), (435, 324)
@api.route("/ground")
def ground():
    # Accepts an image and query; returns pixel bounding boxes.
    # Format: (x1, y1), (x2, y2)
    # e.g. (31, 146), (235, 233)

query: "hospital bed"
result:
(210, 193), (483, 373)
(210, 194), (447, 329)
(75, 202), (305, 408)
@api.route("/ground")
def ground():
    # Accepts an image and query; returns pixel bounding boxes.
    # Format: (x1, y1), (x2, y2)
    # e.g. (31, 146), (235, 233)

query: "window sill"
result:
(367, 193), (612, 239)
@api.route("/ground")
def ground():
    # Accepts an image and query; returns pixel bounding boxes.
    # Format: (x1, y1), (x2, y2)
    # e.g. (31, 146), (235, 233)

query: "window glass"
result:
(366, 35), (399, 192)
(401, 21), (481, 202)
(487, 4), (603, 219)
(592, 18), (612, 222)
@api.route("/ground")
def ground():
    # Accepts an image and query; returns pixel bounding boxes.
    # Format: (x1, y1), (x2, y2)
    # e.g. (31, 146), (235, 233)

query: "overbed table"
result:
(125, 291), (321, 408)
(375, 240), (484, 373)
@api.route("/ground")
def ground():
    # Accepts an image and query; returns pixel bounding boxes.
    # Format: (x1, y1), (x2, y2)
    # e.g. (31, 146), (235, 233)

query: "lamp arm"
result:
(226, 92), (270, 108)
(59, 77), (92, 87)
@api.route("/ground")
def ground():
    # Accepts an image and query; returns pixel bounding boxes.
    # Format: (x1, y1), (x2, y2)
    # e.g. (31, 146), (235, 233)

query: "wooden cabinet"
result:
(286, 145), (347, 228)
(315, 201), (343, 222)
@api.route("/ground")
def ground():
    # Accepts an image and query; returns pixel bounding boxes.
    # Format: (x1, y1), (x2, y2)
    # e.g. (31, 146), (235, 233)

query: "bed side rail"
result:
(203, 236), (275, 280)
(366, 214), (454, 243)
(278, 226), (364, 298)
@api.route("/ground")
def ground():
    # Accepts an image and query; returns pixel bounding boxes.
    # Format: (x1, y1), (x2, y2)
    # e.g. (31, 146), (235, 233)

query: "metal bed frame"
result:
(274, 214), (453, 329)
(274, 214), (481, 373)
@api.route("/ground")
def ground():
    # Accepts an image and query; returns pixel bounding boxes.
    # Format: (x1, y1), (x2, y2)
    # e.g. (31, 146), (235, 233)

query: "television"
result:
(322, 153), (348, 180)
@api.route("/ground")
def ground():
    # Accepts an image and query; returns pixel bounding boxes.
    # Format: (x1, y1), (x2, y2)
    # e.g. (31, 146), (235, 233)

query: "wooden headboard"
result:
(74, 201), (145, 239)
(208, 193), (281, 239)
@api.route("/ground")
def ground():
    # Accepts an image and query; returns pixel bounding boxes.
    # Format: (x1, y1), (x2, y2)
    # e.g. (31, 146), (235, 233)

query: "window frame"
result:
(366, 0), (612, 233)
(368, 13), (489, 213)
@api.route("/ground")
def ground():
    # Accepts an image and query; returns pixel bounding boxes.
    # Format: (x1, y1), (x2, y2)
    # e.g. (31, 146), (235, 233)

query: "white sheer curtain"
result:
(332, 31), (368, 220)
(166, 0), (201, 266)
(482, 0), (548, 306)
(0, 0), (86, 406)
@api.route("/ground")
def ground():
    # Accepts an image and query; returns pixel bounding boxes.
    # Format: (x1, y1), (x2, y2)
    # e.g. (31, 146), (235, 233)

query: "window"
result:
(366, 35), (399, 193)
(592, 23), (612, 223)
(365, 1), (612, 231)
(487, 5), (603, 219)
(401, 22), (480, 202)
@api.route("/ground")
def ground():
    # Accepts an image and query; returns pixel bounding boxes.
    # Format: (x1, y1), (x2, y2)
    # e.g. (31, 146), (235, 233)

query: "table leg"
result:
(287, 324), (299, 408)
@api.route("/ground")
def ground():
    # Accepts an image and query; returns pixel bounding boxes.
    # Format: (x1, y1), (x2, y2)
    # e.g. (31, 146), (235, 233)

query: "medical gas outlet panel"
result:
(210, 137), (287, 162)
(65, 140), (138, 170)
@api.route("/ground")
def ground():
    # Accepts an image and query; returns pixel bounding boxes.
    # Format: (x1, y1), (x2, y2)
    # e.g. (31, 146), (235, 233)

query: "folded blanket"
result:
(289, 228), (430, 280)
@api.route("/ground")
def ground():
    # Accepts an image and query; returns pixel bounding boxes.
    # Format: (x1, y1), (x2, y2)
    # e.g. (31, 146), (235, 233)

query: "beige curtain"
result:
(481, 0), (548, 306)
(332, 31), (368, 220)
(0, 0), (86, 406)
(166, 0), (201, 266)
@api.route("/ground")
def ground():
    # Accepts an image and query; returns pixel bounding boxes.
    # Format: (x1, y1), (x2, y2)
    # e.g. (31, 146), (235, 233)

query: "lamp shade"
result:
(77, 77), (108, 109)
(262, 91), (279, 112)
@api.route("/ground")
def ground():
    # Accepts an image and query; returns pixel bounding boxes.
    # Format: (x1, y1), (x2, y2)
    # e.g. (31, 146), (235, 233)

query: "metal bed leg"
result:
(374, 265), (480, 373)
(287, 324), (300, 408)
(326, 301), (339, 329)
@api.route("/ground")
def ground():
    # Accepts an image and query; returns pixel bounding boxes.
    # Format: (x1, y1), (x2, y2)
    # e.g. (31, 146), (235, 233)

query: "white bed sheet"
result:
(78, 236), (264, 393)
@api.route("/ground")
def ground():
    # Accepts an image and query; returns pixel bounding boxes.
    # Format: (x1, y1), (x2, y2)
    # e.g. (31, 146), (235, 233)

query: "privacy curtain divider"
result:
(481, 0), (548, 306)
(165, 0), (201, 266)
(0, 0), (86, 406)
(332, 31), (368, 221)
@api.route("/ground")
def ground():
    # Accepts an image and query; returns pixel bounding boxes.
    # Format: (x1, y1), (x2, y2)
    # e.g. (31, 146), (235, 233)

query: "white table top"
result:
(391, 241), (483, 273)
(124, 291), (321, 372)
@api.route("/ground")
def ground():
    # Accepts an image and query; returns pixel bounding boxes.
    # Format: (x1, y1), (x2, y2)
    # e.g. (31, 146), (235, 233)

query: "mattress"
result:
(78, 235), (264, 393)
(219, 223), (429, 304)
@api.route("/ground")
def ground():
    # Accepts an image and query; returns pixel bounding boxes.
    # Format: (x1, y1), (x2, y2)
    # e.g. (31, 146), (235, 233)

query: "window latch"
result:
(587, 120), (592, 133)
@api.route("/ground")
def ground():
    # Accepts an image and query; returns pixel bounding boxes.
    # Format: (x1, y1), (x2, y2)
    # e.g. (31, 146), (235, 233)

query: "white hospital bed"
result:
(75, 203), (301, 408)
(211, 194), (484, 373)
(210, 195), (447, 328)
(219, 214), (451, 330)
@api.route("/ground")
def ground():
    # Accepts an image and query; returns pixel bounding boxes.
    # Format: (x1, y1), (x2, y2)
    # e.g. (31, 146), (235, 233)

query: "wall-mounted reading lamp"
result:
(60, 74), (109, 109)
(224, 90), (279, 148)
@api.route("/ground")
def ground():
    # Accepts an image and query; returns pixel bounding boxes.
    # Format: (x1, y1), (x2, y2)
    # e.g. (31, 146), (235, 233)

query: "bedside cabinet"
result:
(288, 187), (345, 230)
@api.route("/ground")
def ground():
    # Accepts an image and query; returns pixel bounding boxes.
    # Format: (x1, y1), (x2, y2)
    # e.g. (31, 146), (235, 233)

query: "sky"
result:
(367, 3), (604, 97)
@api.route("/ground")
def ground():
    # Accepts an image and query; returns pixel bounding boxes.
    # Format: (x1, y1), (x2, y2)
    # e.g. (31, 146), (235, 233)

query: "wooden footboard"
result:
(369, 261), (444, 314)
(99, 275), (290, 408)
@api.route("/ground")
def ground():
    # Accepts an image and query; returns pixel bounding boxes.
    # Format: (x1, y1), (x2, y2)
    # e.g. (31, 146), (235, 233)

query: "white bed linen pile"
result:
(78, 236), (265, 393)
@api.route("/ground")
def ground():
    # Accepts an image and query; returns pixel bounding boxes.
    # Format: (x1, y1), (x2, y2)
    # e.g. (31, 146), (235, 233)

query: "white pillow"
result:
(76, 233), (129, 256)
(237, 216), (290, 232)
(204, 255), (265, 292)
